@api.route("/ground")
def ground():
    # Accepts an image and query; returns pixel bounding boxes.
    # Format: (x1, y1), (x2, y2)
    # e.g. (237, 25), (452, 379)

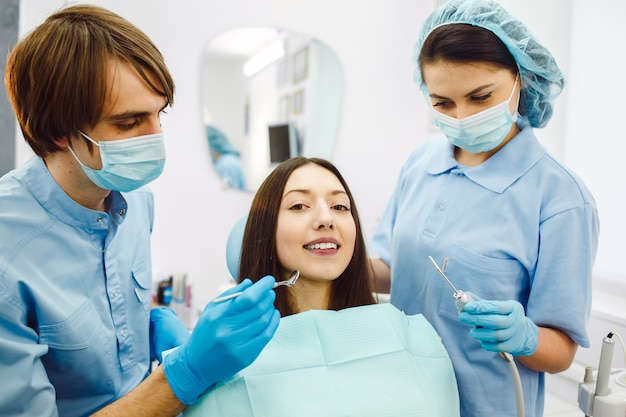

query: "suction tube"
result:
(499, 352), (524, 417)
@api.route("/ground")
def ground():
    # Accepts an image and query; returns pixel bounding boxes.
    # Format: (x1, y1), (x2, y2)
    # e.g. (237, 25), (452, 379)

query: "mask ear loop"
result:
(67, 145), (86, 167)
(67, 131), (100, 167)
(508, 72), (522, 120)
(78, 131), (101, 147)
(509, 73), (520, 100)
(513, 70), (524, 116)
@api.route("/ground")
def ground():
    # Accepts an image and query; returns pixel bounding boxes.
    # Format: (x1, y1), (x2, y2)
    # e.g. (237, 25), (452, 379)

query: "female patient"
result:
(237, 156), (376, 314)
(185, 157), (460, 417)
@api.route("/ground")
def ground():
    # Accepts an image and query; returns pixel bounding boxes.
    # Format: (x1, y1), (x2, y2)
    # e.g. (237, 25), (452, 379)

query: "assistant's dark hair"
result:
(238, 157), (375, 316)
(418, 23), (518, 75)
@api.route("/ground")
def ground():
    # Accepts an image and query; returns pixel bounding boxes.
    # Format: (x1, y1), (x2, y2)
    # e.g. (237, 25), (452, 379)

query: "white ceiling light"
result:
(207, 27), (280, 56)
(242, 40), (285, 77)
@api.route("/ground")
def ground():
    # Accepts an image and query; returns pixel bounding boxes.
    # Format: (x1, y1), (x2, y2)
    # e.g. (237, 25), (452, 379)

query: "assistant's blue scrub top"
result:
(371, 126), (599, 417)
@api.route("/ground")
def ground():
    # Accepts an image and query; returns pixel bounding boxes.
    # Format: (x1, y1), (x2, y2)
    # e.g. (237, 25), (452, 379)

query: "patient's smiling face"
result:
(275, 164), (356, 287)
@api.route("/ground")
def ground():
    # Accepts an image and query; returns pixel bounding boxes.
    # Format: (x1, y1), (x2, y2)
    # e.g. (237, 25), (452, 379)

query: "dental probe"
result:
(211, 270), (300, 303)
(428, 256), (472, 310)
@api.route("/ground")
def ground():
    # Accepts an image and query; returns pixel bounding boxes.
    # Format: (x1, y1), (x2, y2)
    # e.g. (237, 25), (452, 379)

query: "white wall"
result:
(14, 2), (625, 400)
(565, 0), (626, 284)
(546, 0), (626, 406)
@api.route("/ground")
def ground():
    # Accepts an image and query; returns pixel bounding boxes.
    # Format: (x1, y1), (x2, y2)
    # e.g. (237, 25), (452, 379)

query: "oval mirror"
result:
(201, 27), (344, 191)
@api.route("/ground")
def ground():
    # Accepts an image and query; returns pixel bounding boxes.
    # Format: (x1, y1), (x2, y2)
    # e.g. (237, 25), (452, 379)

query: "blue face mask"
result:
(68, 131), (166, 192)
(431, 74), (519, 153)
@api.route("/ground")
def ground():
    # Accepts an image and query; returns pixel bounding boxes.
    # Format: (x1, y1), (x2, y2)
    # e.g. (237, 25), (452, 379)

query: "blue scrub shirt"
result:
(371, 126), (599, 417)
(0, 156), (154, 416)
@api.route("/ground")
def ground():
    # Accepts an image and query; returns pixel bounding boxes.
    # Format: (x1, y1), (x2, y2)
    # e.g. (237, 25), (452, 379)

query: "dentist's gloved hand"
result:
(162, 275), (280, 405)
(150, 307), (190, 363)
(458, 293), (538, 357)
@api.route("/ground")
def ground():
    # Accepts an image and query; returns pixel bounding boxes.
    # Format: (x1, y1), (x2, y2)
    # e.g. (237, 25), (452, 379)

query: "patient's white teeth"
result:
(306, 242), (338, 250)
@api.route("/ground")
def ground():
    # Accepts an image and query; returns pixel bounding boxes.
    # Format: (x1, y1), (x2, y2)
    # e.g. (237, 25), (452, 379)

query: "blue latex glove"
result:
(458, 293), (538, 357)
(163, 275), (280, 405)
(150, 307), (191, 363)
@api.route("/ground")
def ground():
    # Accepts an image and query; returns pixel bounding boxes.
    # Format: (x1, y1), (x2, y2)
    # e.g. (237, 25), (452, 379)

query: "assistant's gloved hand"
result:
(457, 293), (538, 357)
(150, 307), (191, 363)
(162, 275), (280, 405)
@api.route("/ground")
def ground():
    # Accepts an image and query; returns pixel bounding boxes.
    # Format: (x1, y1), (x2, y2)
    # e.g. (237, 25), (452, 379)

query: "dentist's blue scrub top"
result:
(0, 157), (154, 417)
(371, 126), (599, 417)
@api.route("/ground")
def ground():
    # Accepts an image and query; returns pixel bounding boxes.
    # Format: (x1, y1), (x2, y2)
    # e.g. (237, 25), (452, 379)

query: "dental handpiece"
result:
(427, 256), (473, 311)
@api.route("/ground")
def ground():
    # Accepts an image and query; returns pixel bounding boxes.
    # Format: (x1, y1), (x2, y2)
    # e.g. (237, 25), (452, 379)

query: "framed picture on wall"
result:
(276, 56), (288, 86)
(293, 47), (308, 84)
(244, 99), (250, 135)
(278, 94), (290, 121)
(293, 89), (305, 115)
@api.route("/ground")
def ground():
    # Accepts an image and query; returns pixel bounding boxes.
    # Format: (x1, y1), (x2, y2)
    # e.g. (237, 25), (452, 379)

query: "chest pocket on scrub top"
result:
(131, 258), (153, 316)
(38, 301), (113, 396)
(437, 243), (526, 321)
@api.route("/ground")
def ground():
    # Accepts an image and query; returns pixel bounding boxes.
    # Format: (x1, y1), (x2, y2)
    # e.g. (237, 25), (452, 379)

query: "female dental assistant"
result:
(370, 1), (599, 416)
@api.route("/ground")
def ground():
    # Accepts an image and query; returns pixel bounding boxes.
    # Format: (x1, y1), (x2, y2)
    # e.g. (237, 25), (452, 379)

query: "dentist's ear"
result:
(54, 130), (85, 148)
(53, 136), (70, 147)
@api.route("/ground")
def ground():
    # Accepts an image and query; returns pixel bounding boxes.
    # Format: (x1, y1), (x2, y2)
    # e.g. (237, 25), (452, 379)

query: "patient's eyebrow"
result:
(282, 189), (347, 199)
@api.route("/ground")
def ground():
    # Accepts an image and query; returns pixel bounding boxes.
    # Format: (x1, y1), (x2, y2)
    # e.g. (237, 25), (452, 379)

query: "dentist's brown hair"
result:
(5, 4), (174, 157)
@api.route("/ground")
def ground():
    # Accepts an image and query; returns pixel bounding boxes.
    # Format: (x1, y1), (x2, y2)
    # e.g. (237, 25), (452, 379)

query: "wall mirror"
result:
(201, 27), (344, 191)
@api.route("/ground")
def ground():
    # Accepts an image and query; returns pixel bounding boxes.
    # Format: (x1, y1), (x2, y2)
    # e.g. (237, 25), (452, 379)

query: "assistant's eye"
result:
(471, 92), (492, 102)
(432, 100), (452, 108)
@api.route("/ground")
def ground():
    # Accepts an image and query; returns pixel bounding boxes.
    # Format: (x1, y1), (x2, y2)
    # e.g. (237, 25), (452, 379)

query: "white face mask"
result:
(431, 74), (520, 153)
(68, 131), (166, 192)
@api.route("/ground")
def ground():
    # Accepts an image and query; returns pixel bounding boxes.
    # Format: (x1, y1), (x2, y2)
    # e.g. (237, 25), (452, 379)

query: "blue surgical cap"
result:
(206, 125), (239, 156)
(413, 0), (565, 128)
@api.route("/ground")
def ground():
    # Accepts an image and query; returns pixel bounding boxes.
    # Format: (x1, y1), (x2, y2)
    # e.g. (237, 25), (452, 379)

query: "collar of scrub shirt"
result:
(21, 156), (128, 229)
(426, 125), (546, 194)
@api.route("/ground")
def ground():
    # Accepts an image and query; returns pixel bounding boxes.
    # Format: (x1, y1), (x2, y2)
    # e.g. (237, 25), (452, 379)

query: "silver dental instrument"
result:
(428, 256), (472, 310)
(211, 270), (300, 303)
(427, 255), (524, 417)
